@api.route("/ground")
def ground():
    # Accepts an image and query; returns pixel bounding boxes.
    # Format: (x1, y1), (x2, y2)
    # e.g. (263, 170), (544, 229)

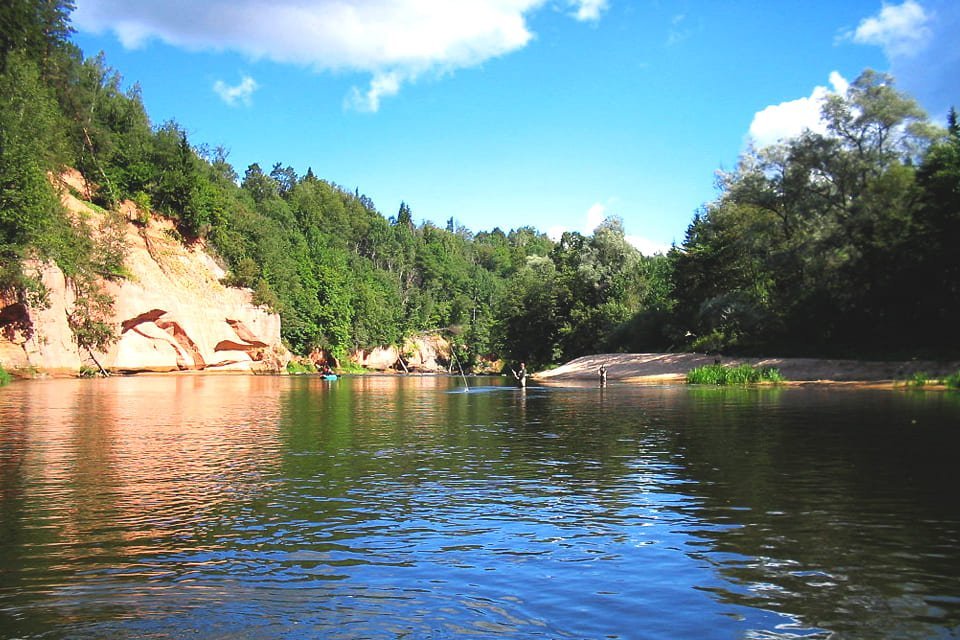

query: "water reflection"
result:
(662, 386), (960, 638)
(1, 376), (958, 638)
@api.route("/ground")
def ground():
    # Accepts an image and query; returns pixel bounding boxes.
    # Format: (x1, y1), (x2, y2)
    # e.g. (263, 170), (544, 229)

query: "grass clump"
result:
(687, 363), (784, 385)
(0, 365), (11, 387)
(285, 359), (316, 375)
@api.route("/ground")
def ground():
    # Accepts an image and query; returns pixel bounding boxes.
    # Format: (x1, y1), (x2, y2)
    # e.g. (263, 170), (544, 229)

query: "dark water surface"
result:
(1, 375), (958, 639)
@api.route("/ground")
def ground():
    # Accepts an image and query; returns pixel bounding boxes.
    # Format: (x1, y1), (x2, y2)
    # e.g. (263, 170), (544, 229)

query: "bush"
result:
(908, 371), (929, 387)
(285, 359), (316, 374)
(686, 363), (784, 385)
(0, 365), (12, 386)
(943, 371), (960, 390)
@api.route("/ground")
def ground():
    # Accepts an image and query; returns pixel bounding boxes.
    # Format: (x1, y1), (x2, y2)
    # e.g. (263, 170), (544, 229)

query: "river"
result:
(1, 375), (958, 639)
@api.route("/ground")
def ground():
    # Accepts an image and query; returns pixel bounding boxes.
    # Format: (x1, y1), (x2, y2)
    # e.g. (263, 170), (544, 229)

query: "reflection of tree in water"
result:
(274, 378), (960, 638)
(661, 387), (960, 638)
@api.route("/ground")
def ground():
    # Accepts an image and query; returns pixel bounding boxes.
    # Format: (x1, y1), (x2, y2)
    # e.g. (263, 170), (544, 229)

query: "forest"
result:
(2, 1), (958, 372)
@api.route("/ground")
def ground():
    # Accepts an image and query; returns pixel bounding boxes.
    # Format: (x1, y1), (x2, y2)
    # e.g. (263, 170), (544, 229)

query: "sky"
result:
(70, 0), (959, 255)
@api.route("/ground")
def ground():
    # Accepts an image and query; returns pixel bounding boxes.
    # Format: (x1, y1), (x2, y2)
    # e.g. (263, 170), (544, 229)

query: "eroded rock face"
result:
(349, 334), (452, 373)
(353, 345), (401, 371)
(0, 174), (288, 377)
(403, 335), (450, 372)
(0, 262), (82, 376)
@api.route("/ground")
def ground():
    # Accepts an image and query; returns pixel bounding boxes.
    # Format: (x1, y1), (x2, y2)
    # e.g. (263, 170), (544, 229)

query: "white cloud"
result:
(73, 0), (608, 111)
(747, 72), (849, 148)
(545, 202), (670, 255)
(844, 0), (932, 57)
(345, 70), (404, 113)
(842, 0), (959, 119)
(547, 202), (608, 241)
(585, 202), (607, 231)
(625, 235), (671, 256)
(570, 0), (608, 22)
(213, 75), (258, 106)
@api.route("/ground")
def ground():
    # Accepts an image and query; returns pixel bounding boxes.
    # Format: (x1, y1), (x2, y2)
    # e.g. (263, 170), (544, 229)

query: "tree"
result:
(0, 51), (67, 295)
(495, 256), (560, 368)
(671, 69), (942, 355)
(395, 201), (413, 227)
(913, 106), (960, 332)
(242, 163), (279, 203)
(270, 163), (297, 198)
(0, 0), (75, 76)
(150, 122), (212, 238)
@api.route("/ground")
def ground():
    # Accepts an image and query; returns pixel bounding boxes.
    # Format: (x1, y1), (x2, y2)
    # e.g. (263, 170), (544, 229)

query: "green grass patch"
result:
(0, 365), (12, 387)
(285, 360), (317, 375)
(686, 363), (785, 385)
(335, 361), (367, 374)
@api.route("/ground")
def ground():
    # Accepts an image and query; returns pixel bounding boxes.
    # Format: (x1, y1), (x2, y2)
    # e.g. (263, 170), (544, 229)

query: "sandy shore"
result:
(532, 353), (960, 385)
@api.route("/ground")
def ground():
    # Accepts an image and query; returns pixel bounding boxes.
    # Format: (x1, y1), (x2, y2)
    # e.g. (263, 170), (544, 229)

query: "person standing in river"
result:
(598, 364), (607, 387)
(512, 362), (528, 388)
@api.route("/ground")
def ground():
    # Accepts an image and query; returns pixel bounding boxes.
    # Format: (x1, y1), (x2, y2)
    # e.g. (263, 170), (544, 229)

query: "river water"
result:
(1, 375), (958, 639)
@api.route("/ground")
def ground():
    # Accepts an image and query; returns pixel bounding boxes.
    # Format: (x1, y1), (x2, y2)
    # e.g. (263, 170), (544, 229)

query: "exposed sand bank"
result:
(532, 353), (960, 386)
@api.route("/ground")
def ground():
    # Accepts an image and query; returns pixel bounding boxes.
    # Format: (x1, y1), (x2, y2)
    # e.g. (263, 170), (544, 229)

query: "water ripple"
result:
(2, 376), (959, 638)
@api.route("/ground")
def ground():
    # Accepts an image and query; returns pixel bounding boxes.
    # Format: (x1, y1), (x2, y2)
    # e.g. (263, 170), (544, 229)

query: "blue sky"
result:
(70, 1), (958, 254)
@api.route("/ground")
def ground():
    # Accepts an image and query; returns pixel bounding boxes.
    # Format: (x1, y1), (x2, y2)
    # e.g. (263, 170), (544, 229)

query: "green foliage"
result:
(672, 71), (956, 357)
(78, 364), (99, 378)
(1, 43), (122, 356)
(907, 371), (929, 387)
(944, 371), (960, 390)
(0, 364), (12, 386)
(285, 359), (316, 374)
(0, 52), (68, 255)
(686, 363), (784, 385)
(66, 272), (116, 352)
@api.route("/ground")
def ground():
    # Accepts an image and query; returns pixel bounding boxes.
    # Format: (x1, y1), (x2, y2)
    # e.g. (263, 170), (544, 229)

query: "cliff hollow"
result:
(0, 171), (289, 377)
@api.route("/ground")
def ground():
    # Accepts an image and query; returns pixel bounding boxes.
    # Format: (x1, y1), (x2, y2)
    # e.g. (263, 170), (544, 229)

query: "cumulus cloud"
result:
(213, 75), (258, 106)
(585, 202), (607, 230)
(842, 0), (960, 120)
(625, 235), (671, 256)
(345, 70), (404, 113)
(747, 72), (849, 148)
(547, 202), (606, 240)
(546, 202), (670, 255)
(73, 0), (608, 111)
(843, 0), (931, 57)
(570, 0), (608, 22)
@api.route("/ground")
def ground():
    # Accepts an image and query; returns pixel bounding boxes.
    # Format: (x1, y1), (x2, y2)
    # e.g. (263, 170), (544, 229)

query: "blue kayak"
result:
(323, 374), (338, 381)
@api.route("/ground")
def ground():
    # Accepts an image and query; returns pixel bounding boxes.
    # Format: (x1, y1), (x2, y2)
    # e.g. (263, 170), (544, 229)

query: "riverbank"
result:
(533, 353), (960, 386)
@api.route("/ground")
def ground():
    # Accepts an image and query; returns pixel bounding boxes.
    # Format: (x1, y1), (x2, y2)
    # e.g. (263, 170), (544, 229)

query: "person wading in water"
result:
(512, 362), (528, 388)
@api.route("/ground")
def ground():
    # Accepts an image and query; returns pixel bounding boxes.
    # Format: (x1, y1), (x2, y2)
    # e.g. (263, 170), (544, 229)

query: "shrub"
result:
(943, 371), (960, 390)
(0, 365), (12, 386)
(686, 364), (728, 385)
(686, 363), (784, 385)
(286, 359), (316, 374)
(908, 371), (929, 387)
(762, 367), (785, 383)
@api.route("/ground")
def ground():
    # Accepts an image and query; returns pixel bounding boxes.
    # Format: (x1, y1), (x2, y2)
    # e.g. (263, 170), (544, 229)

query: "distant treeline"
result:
(2, 1), (958, 367)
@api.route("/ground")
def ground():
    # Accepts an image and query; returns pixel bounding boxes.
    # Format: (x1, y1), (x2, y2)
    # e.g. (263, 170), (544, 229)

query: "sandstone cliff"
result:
(350, 334), (452, 373)
(349, 333), (502, 374)
(0, 172), (289, 378)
